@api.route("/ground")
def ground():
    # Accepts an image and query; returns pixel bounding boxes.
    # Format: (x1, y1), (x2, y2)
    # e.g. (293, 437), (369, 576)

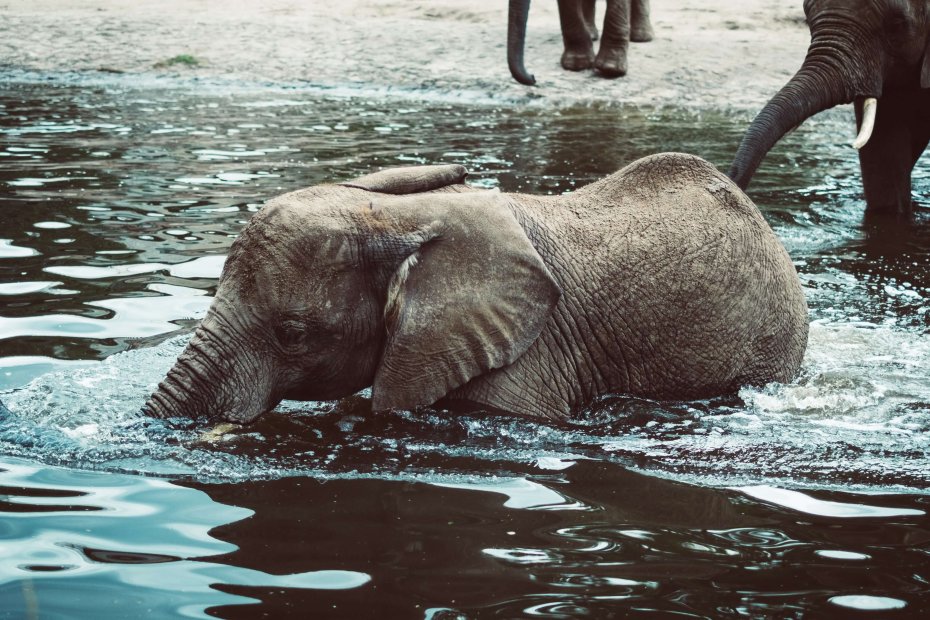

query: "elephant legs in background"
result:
(558, 0), (596, 71)
(855, 91), (930, 217)
(595, 0), (631, 77)
(558, 0), (653, 77)
(630, 0), (654, 43)
(581, 0), (598, 41)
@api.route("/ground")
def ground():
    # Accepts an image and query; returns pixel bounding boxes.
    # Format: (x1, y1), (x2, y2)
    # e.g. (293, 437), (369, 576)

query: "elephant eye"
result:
(275, 321), (306, 348)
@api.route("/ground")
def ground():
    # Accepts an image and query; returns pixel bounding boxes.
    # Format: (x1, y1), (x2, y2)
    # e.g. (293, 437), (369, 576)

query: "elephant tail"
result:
(507, 0), (536, 85)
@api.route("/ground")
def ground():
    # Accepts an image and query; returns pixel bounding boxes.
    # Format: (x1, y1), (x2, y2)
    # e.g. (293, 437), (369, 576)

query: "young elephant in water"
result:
(143, 154), (808, 424)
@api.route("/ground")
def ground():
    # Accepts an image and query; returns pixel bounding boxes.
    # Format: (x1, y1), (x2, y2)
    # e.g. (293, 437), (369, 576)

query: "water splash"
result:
(1, 79), (928, 492)
(1, 319), (927, 490)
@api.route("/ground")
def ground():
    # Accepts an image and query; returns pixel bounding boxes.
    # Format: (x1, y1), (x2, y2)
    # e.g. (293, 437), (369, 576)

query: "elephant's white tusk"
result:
(853, 98), (878, 150)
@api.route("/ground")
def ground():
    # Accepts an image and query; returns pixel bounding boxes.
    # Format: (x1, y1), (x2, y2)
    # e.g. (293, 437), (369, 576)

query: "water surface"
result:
(1, 75), (928, 618)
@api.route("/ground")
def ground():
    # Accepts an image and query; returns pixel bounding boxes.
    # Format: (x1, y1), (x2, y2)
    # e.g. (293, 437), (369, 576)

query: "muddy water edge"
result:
(0, 75), (929, 618)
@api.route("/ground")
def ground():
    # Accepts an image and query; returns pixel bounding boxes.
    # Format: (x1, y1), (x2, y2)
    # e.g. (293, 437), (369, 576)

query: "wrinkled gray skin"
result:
(730, 0), (930, 216)
(143, 154), (809, 424)
(508, 0), (654, 84)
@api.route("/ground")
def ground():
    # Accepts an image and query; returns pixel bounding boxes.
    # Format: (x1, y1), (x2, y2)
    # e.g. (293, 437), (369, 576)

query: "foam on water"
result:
(0, 319), (927, 490)
(0, 69), (551, 111)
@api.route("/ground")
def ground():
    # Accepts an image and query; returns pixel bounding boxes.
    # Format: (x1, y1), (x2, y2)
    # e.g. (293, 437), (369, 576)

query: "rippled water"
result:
(1, 75), (929, 618)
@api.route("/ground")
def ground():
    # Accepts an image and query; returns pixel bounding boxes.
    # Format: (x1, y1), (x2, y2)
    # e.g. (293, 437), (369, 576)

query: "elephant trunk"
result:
(143, 317), (275, 424)
(142, 357), (211, 421)
(143, 333), (225, 421)
(728, 18), (883, 189)
(507, 0), (536, 85)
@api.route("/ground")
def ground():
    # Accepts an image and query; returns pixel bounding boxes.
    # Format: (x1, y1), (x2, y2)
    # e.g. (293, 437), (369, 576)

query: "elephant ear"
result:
(367, 192), (561, 412)
(341, 164), (468, 194)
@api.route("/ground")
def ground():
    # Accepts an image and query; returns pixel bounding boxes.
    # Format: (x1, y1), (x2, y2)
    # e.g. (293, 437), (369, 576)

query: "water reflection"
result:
(184, 459), (929, 618)
(3, 79), (926, 365)
(0, 460), (370, 619)
(736, 486), (925, 518)
(1, 76), (930, 618)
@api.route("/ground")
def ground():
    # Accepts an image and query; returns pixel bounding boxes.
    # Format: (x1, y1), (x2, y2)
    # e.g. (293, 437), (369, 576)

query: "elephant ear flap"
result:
(341, 164), (468, 194)
(370, 192), (561, 412)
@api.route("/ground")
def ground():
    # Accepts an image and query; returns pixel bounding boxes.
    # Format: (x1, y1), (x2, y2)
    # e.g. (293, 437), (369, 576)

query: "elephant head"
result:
(142, 165), (560, 424)
(729, 0), (930, 195)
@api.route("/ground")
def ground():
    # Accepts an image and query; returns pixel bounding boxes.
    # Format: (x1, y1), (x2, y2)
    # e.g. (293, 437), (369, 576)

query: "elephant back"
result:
(538, 151), (808, 402)
(581, 152), (765, 224)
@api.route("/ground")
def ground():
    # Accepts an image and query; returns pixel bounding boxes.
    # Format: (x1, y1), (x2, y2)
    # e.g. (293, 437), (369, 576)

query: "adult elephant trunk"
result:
(728, 24), (882, 190)
(142, 312), (275, 424)
(507, 0), (536, 85)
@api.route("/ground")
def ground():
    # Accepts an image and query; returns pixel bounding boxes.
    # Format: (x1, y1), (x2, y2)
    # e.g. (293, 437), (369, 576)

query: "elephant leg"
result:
(630, 0), (654, 42)
(909, 132), (930, 211)
(558, 0), (595, 71)
(595, 0), (630, 77)
(856, 93), (927, 217)
(907, 92), (930, 210)
(581, 0), (598, 41)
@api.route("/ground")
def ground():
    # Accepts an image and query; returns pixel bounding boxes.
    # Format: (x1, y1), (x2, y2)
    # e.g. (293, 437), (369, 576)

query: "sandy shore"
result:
(0, 0), (808, 110)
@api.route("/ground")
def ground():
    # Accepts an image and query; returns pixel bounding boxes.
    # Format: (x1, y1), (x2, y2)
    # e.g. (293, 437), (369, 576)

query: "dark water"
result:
(1, 74), (929, 618)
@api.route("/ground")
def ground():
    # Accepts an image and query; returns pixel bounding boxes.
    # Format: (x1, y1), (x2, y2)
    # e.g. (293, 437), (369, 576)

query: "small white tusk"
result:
(853, 98), (878, 150)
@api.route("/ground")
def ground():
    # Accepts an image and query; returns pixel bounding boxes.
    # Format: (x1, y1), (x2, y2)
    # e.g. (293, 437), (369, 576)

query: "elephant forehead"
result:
(217, 254), (359, 315)
(249, 195), (351, 235)
(224, 234), (359, 285)
(232, 200), (363, 264)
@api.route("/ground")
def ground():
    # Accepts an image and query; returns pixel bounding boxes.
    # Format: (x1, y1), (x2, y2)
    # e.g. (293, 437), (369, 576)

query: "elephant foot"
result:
(630, 24), (654, 43)
(561, 46), (595, 71)
(594, 46), (628, 77)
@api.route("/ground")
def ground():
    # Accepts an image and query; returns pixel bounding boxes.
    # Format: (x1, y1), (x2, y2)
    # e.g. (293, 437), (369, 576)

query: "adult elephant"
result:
(729, 0), (930, 216)
(143, 157), (808, 425)
(508, 0), (654, 84)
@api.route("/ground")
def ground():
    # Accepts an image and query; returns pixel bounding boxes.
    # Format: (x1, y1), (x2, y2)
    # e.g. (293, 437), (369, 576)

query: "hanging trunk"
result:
(507, 0), (536, 85)
(142, 333), (226, 421)
(728, 28), (882, 190)
(142, 319), (275, 424)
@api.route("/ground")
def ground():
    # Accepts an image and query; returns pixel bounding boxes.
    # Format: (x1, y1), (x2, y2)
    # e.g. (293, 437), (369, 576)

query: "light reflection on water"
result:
(0, 77), (929, 617)
(0, 459), (370, 619)
(1, 77), (928, 484)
